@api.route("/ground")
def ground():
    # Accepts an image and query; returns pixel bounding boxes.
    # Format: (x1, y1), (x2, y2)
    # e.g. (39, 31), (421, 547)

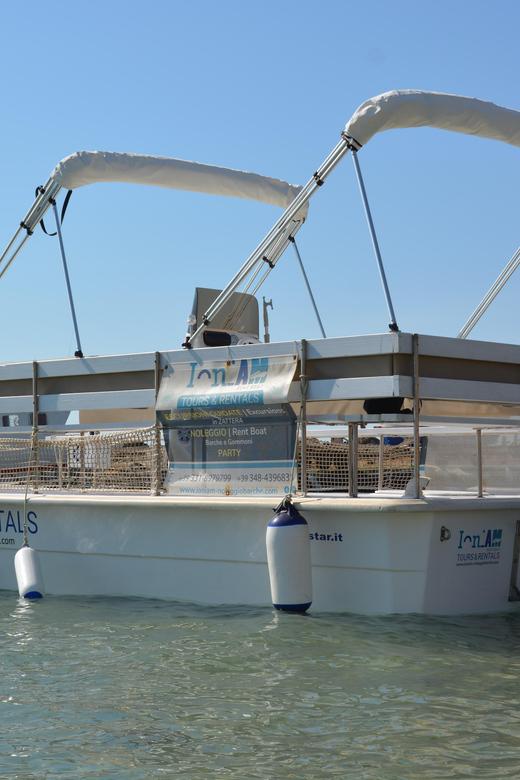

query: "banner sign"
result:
(156, 355), (298, 496)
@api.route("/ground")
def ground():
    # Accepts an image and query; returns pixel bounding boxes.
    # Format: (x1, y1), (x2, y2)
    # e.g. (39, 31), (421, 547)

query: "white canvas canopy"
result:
(344, 90), (520, 148)
(50, 151), (306, 213)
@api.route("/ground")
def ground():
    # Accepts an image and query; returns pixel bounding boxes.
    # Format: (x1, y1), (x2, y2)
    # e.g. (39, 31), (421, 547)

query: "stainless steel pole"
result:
(300, 339), (307, 496)
(52, 200), (83, 357)
(189, 137), (352, 345)
(153, 351), (162, 496)
(290, 237), (327, 338)
(351, 150), (398, 331)
(459, 246), (520, 338)
(32, 361), (39, 494)
(476, 429), (483, 497)
(413, 334), (420, 499)
(348, 423), (358, 497)
(378, 435), (384, 491)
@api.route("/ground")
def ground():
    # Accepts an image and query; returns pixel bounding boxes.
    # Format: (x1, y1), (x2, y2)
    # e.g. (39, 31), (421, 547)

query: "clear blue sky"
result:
(1, 0), (520, 363)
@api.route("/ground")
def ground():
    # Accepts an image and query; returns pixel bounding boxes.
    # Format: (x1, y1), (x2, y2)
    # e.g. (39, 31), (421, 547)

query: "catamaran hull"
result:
(0, 493), (518, 614)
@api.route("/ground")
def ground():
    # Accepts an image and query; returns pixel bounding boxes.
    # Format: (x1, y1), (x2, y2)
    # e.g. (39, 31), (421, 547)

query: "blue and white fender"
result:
(266, 498), (312, 613)
(14, 545), (45, 599)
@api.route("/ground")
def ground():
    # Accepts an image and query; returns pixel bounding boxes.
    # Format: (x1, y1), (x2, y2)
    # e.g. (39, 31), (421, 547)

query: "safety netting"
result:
(0, 427), (167, 493)
(0, 428), (417, 495)
(298, 436), (415, 493)
(7, 427), (516, 497)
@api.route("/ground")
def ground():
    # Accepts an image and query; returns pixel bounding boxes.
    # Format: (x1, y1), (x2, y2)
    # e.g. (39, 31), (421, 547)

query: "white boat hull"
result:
(0, 492), (518, 614)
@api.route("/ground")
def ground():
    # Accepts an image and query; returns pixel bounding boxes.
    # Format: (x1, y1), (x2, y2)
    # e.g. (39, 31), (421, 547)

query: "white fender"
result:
(14, 546), (45, 599)
(266, 499), (312, 613)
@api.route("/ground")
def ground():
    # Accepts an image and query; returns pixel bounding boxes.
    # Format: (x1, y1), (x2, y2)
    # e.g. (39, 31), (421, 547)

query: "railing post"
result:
(300, 340), (308, 496)
(80, 432), (86, 491)
(348, 423), (358, 497)
(153, 351), (162, 495)
(476, 429), (483, 497)
(413, 334), (421, 499)
(378, 435), (384, 491)
(32, 361), (39, 493)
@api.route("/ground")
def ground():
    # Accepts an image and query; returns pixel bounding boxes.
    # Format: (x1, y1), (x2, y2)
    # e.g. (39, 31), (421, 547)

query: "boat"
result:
(1, 89), (520, 613)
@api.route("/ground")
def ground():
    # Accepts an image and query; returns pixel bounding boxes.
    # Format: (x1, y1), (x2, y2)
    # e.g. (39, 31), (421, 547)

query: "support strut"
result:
(51, 201), (83, 358)
(350, 149), (399, 332)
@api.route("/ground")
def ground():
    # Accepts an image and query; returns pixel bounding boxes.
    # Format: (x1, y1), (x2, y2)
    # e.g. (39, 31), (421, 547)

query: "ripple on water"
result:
(1, 595), (520, 778)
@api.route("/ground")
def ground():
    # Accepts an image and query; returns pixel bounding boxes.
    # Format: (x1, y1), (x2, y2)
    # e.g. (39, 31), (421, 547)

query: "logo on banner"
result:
(186, 358), (269, 388)
(157, 354), (297, 412)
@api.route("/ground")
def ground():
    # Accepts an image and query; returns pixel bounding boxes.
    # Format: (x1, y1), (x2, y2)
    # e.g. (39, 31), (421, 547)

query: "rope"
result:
(22, 431), (37, 547)
(287, 405), (303, 498)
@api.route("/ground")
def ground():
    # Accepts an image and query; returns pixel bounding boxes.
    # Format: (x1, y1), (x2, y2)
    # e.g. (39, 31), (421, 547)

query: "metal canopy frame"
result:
(186, 134), (399, 346)
(3, 92), (520, 353)
(187, 136), (353, 342)
(459, 245), (520, 338)
(0, 177), (62, 280)
(0, 179), (85, 357)
(0, 133), (400, 353)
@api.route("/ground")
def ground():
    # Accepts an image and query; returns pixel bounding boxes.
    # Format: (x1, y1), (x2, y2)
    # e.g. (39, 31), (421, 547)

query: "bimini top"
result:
(344, 89), (520, 148)
(50, 150), (306, 213)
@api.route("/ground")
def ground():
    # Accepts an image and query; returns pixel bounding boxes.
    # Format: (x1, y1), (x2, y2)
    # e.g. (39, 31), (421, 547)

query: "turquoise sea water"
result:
(1, 593), (520, 779)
